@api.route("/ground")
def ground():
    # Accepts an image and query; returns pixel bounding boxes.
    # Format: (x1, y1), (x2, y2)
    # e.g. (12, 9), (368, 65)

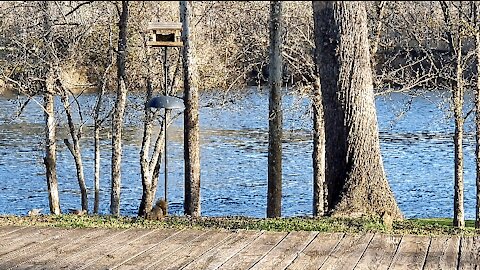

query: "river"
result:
(0, 89), (477, 219)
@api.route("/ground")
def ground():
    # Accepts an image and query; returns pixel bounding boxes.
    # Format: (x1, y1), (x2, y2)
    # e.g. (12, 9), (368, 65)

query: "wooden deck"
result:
(0, 225), (478, 269)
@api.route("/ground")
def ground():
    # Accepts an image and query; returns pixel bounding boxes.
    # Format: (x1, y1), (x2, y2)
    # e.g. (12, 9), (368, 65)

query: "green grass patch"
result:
(0, 214), (477, 236)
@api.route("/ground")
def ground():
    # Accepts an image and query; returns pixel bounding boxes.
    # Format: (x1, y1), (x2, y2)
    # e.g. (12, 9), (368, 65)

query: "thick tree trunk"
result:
(41, 1), (60, 215)
(453, 35), (465, 228)
(181, 0), (201, 217)
(111, 0), (128, 216)
(267, 1), (283, 218)
(313, 1), (402, 219)
(312, 77), (325, 216)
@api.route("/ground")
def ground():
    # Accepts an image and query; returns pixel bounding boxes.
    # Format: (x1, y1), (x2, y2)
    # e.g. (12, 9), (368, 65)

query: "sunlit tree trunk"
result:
(313, 1), (402, 219)
(181, 0), (201, 217)
(138, 69), (165, 217)
(267, 1), (283, 218)
(440, 1), (465, 228)
(41, 1), (60, 215)
(476, 30), (480, 229)
(44, 79), (61, 215)
(312, 77), (325, 216)
(452, 36), (465, 228)
(111, 0), (128, 216)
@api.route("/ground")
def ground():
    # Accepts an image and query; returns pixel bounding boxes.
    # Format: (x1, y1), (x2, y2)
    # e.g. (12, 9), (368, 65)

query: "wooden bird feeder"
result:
(147, 22), (183, 47)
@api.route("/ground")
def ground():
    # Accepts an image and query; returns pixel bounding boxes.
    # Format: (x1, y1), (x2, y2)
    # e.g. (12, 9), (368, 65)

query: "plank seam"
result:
(77, 228), (159, 270)
(178, 231), (238, 270)
(317, 232), (346, 270)
(0, 226), (27, 238)
(7, 228), (104, 270)
(352, 233), (375, 269)
(456, 236), (462, 270)
(282, 231), (320, 270)
(247, 231), (290, 270)
(0, 227), (71, 264)
(109, 228), (186, 270)
(420, 236), (433, 270)
(143, 230), (213, 270)
(46, 228), (133, 269)
(213, 230), (265, 270)
(386, 234), (404, 270)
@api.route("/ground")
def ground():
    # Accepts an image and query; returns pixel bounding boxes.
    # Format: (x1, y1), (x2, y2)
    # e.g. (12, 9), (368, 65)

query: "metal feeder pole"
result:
(164, 46), (169, 215)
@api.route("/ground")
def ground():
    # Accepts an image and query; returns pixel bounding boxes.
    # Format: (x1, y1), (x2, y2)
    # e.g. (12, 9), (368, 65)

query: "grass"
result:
(0, 214), (477, 236)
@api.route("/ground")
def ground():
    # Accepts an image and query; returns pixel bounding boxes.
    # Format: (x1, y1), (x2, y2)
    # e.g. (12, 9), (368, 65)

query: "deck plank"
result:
(62, 228), (156, 270)
(286, 233), (344, 270)
(423, 235), (459, 270)
(458, 236), (480, 269)
(9, 228), (111, 270)
(0, 226), (26, 237)
(114, 229), (208, 270)
(146, 229), (231, 270)
(354, 233), (402, 270)
(0, 225), (477, 270)
(0, 226), (65, 259)
(388, 235), (430, 270)
(0, 227), (87, 269)
(319, 233), (374, 270)
(182, 230), (262, 270)
(251, 231), (318, 270)
(27, 228), (131, 270)
(83, 228), (178, 270)
(217, 231), (288, 270)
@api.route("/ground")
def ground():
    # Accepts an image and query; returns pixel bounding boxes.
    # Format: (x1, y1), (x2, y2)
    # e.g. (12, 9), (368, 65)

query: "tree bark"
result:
(41, 1), (60, 215)
(453, 32), (465, 228)
(61, 95), (88, 212)
(440, 1), (465, 228)
(44, 80), (61, 215)
(267, 1), (283, 218)
(138, 70), (165, 217)
(313, 1), (402, 219)
(181, 0), (201, 217)
(312, 77), (325, 216)
(93, 126), (100, 214)
(476, 30), (480, 229)
(111, 0), (128, 216)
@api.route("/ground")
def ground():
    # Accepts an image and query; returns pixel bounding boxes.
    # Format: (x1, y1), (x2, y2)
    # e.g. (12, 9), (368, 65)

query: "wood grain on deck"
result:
(0, 225), (477, 270)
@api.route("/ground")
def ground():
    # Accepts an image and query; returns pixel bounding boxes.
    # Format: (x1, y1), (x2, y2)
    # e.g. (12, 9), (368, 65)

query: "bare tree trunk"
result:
(312, 77), (325, 216)
(313, 1), (402, 219)
(181, 0), (201, 217)
(93, 126), (100, 213)
(93, 27), (114, 214)
(41, 1), (60, 215)
(44, 78), (61, 215)
(453, 33), (465, 228)
(60, 89), (88, 212)
(476, 30), (480, 229)
(139, 70), (165, 217)
(111, 0), (128, 216)
(476, 4), (480, 229)
(267, 1), (283, 218)
(440, 1), (465, 228)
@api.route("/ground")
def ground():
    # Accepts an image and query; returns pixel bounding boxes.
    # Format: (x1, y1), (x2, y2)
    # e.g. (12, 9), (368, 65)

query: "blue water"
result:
(0, 89), (477, 219)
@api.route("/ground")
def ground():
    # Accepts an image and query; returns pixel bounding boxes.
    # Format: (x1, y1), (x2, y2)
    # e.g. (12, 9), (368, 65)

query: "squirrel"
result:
(146, 199), (168, 220)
